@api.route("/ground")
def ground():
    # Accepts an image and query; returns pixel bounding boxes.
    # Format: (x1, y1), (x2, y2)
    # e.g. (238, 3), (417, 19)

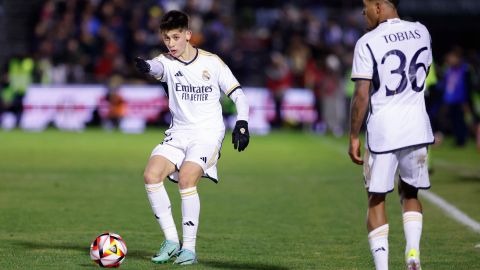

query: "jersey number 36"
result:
(381, 47), (429, 96)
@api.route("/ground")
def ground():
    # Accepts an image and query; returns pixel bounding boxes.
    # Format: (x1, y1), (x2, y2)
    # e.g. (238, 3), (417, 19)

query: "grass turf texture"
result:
(0, 129), (479, 269)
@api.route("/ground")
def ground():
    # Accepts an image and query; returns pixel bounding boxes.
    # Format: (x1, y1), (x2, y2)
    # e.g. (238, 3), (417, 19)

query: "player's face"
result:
(161, 28), (192, 58)
(362, 0), (380, 30)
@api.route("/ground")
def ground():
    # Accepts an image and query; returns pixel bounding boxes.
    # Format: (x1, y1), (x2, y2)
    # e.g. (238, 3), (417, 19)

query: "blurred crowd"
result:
(0, 0), (479, 148)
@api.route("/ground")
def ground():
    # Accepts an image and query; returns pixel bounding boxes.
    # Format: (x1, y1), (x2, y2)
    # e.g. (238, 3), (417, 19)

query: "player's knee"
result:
(178, 162), (203, 189)
(143, 170), (164, 184)
(178, 173), (196, 189)
(398, 178), (418, 200)
(368, 193), (386, 207)
(178, 178), (196, 189)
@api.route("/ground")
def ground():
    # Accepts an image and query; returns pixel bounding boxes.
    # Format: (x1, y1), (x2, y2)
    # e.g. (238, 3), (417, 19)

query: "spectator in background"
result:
(342, 51), (355, 132)
(65, 38), (87, 83)
(0, 72), (8, 126)
(342, 13), (362, 49)
(266, 52), (293, 128)
(26, 0), (368, 92)
(424, 61), (440, 172)
(324, 17), (343, 47)
(304, 11), (322, 48)
(2, 55), (35, 128)
(286, 35), (311, 87)
(424, 62), (440, 136)
(304, 53), (325, 133)
(94, 42), (120, 81)
(320, 54), (345, 137)
(465, 49), (480, 150)
(439, 48), (472, 146)
(103, 74), (126, 130)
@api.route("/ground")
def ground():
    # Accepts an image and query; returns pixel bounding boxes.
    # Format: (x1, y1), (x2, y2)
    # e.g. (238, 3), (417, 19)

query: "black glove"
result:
(232, 120), (249, 152)
(134, 57), (150, 73)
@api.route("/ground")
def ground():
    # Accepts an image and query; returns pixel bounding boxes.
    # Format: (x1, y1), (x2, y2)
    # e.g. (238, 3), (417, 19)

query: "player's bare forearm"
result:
(348, 80), (370, 165)
(349, 80), (370, 139)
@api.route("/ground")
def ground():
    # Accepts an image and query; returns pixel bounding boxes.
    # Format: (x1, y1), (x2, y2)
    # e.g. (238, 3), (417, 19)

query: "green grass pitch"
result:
(0, 129), (479, 269)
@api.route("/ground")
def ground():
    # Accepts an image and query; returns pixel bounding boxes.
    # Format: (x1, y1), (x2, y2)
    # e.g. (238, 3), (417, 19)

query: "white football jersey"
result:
(153, 49), (241, 134)
(352, 18), (434, 153)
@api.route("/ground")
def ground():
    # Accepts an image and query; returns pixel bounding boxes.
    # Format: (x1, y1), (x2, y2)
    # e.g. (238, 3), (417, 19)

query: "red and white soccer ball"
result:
(90, 232), (127, 268)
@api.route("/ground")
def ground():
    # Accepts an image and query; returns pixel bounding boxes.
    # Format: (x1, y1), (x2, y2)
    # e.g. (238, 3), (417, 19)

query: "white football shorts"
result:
(151, 131), (224, 183)
(363, 145), (430, 194)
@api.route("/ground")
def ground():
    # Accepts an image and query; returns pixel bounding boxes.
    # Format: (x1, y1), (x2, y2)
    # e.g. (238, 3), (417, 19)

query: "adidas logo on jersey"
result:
(200, 157), (207, 163)
(174, 71), (184, 77)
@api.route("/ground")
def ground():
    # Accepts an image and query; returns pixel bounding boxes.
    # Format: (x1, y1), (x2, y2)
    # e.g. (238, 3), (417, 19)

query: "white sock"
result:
(368, 224), (389, 270)
(180, 187), (200, 253)
(145, 182), (179, 243)
(403, 211), (423, 253)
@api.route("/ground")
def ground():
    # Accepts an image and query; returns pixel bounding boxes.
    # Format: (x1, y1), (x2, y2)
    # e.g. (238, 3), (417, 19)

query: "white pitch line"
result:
(420, 190), (480, 233)
(318, 137), (480, 234)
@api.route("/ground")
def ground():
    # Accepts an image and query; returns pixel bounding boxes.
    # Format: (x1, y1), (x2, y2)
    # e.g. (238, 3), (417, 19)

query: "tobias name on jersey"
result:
(175, 83), (212, 102)
(382, 29), (421, 44)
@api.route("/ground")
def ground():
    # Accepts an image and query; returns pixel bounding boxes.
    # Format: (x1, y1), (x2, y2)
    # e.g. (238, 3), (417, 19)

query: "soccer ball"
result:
(90, 232), (127, 268)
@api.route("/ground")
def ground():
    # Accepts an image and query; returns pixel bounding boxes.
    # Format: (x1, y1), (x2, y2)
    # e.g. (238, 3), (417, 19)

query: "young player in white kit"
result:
(349, 1), (434, 269)
(134, 10), (250, 265)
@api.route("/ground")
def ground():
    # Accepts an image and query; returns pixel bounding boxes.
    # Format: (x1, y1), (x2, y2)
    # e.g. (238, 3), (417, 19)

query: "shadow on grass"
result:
(201, 259), (291, 270)
(11, 239), (88, 254)
(458, 174), (480, 182)
(9, 239), (153, 266)
(10, 240), (291, 269)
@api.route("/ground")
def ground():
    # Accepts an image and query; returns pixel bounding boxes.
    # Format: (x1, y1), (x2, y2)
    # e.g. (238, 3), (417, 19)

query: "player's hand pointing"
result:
(134, 57), (150, 73)
(232, 120), (249, 152)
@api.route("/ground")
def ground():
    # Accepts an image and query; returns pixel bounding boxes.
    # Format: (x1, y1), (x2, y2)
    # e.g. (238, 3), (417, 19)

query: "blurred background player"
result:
(265, 51), (292, 128)
(103, 74), (126, 130)
(437, 47), (479, 147)
(348, 0), (433, 269)
(134, 10), (250, 265)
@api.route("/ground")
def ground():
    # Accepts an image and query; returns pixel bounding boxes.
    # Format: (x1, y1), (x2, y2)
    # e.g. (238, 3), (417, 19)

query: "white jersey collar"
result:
(174, 48), (199, 65)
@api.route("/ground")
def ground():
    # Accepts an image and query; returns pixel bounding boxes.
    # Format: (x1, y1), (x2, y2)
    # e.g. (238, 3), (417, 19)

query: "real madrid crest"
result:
(202, 70), (211, 81)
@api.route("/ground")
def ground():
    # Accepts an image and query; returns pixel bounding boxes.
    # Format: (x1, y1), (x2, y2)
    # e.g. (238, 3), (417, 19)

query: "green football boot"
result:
(173, 249), (197, 265)
(151, 240), (180, 264)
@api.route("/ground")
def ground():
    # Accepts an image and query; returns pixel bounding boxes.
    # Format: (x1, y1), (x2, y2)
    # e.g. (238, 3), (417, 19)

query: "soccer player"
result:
(348, 1), (434, 269)
(134, 10), (250, 265)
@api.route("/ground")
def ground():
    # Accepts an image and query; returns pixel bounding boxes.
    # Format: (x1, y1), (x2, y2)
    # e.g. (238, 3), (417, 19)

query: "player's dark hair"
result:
(160, 10), (189, 32)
